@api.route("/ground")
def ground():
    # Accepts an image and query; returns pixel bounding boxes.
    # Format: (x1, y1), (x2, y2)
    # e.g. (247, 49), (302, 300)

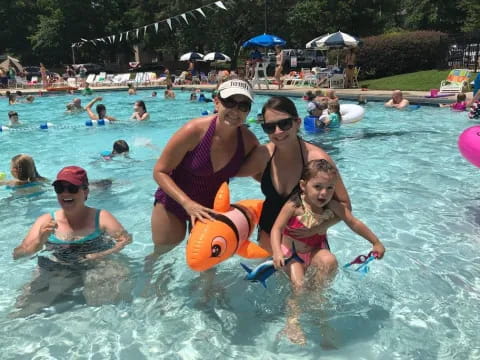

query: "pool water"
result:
(0, 90), (479, 359)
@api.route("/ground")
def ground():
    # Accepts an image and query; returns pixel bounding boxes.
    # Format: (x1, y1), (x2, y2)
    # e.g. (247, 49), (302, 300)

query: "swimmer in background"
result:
(439, 93), (467, 111)
(320, 101), (342, 129)
(357, 95), (367, 105)
(7, 111), (21, 127)
(66, 98), (85, 113)
(101, 140), (130, 160)
(8, 93), (17, 105)
(22, 95), (35, 103)
(131, 100), (150, 121)
(151, 91), (157, 97)
(271, 159), (385, 344)
(164, 85), (176, 99)
(86, 97), (117, 122)
(385, 90), (409, 109)
(82, 83), (93, 96)
(190, 91), (197, 101)
(127, 83), (137, 95)
(0, 154), (48, 196)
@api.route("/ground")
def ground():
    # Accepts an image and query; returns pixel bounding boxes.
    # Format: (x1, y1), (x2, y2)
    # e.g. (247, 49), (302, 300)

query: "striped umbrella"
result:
(306, 31), (361, 49)
(179, 52), (204, 61)
(203, 52), (231, 62)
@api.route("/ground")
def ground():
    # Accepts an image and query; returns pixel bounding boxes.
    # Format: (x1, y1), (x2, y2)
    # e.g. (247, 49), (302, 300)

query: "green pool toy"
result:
(0, 172), (6, 181)
(247, 117), (256, 124)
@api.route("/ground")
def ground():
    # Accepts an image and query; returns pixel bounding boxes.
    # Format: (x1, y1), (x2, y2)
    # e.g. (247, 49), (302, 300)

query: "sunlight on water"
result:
(0, 90), (479, 359)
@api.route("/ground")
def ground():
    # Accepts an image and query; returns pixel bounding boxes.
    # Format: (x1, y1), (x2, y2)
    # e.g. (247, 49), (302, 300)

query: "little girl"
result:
(439, 93), (467, 111)
(271, 159), (385, 287)
(320, 101), (342, 128)
(0, 154), (48, 196)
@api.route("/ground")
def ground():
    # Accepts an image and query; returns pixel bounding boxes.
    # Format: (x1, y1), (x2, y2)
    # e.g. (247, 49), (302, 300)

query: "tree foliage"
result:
(0, 0), (475, 68)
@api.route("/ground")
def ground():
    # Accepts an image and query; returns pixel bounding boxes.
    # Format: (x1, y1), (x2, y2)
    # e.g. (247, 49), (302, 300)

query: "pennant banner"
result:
(72, 0), (227, 46)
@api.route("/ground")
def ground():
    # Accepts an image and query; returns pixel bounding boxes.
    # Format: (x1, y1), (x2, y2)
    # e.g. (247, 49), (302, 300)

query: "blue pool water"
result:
(0, 90), (479, 359)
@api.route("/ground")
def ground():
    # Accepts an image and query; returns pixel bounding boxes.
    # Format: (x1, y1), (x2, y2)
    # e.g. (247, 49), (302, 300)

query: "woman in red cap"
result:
(12, 166), (132, 315)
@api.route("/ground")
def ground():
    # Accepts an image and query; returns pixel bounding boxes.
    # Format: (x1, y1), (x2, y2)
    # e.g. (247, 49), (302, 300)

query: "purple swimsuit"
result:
(154, 117), (245, 222)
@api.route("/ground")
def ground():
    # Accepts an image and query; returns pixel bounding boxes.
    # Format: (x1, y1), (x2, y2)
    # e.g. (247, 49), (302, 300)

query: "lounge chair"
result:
(440, 69), (471, 93)
(94, 72), (107, 86)
(329, 73), (345, 89)
(85, 73), (96, 85)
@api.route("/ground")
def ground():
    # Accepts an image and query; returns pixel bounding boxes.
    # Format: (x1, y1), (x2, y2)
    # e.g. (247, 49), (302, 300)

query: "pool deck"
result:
(1, 83), (467, 105)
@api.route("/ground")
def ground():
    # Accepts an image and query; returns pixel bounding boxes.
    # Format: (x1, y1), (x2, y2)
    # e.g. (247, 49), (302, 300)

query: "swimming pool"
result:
(0, 90), (479, 359)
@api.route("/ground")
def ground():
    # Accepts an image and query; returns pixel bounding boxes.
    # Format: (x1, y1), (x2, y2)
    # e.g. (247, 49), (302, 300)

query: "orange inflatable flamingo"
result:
(186, 182), (271, 271)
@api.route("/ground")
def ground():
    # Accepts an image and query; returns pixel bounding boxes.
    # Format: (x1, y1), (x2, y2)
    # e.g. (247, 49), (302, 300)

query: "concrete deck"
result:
(1, 83), (464, 105)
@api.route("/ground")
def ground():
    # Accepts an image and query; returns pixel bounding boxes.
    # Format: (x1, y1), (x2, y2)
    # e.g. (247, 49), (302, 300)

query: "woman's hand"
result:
(38, 219), (56, 244)
(273, 250), (285, 270)
(184, 200), (216, 224)
(372, 242), (386, 259)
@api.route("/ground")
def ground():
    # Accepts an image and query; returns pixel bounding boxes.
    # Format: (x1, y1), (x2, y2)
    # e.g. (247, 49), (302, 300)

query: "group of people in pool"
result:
(6, 79), (386, 344)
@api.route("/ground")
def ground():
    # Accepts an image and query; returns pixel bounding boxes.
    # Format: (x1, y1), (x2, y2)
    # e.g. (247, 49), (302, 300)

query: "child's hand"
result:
(372, 242), (385, 259)
(273, 251), (285, 270)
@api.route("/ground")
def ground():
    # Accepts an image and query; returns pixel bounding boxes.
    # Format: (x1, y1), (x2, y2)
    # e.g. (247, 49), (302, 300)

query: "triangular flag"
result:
(155, 22), (158, 33)
(181, 13), (189, 24)
(80, 38), (88, 42)
(126, 31), (129, 40)
(90, 40), (96, 46)
(144, 25), (147, 36)
(195, 8), (206, 18)
(112, 35), (116, 43)
(119, 33), (123, 42)
(136, 28), (139, 38)
(166, 18), (172, 30)
(215, 1), (227, 10)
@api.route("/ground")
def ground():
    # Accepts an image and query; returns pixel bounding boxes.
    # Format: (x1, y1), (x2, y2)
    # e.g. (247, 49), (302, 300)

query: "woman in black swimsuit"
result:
(237, 96), (351, 259)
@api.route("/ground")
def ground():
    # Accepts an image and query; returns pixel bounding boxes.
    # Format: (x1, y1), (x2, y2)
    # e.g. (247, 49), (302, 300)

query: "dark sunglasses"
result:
(261, 117), (295, 134)
(219, 96), (251, 112)
(53, 183), (86, 194)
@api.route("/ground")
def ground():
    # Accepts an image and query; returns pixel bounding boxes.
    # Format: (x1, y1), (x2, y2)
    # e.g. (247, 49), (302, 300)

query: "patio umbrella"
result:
(306, 31), (361, 50)
(0, 56), (23, 72)
(179, 52), (204, 61)
(203, 52), (231, 62)
(242, 33), (286, 48)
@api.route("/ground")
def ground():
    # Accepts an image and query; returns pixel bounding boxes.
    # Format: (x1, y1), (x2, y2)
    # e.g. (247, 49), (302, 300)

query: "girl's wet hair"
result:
(301, 159), (337, 182)
(457, 93), (466, 102)
(11, 154), (46, 182)
(112, 140), (129, 154)
(328, 100), (342, 121)
(135, 100), (147, 112)
(261, 96), (299, 119)
(96, 104), (106, 117)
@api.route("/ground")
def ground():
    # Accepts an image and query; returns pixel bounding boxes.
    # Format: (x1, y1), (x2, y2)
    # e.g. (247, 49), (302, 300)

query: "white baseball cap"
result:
(218, 80), (254, 101)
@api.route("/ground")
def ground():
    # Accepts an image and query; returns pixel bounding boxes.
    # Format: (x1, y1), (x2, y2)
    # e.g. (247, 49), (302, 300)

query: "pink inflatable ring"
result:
(458, 126), (480, 167)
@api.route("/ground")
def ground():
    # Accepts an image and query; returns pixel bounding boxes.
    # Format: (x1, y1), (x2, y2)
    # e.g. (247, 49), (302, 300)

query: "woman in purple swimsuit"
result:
(149, 80), (259, 260)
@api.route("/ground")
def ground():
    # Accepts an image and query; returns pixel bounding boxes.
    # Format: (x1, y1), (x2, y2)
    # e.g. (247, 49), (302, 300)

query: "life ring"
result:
(186, 182), (270, 271)
(340, 104), (365, 124)
(39, 122), (54, 130)
(458, 126), (480, 167)
(85, 119), (110, 126)
(0, 126), (9, 132)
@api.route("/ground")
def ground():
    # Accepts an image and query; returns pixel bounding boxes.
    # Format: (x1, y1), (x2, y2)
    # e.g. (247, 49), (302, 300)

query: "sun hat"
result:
(53, 166), (89, 186)
(218, 80), (254, 101)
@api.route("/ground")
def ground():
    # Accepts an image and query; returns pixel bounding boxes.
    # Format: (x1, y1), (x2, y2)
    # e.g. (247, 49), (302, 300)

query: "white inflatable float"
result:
(340, 104), (365, 124)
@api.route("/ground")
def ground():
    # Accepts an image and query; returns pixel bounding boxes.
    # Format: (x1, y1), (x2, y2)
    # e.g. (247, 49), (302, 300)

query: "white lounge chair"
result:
(85, 73), (96, 85)
(440, 69), (471, 93)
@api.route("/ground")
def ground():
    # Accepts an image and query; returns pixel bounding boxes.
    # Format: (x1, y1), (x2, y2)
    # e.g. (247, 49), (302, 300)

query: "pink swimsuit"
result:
(282, 199), (334, 265)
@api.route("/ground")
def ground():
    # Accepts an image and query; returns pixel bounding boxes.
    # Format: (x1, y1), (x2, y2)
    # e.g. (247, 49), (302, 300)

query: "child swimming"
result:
(101, 140), (130, 160)
(439, 92), (467, 111)
(319, 101), (342, 129)
(0, 154), (48, 196)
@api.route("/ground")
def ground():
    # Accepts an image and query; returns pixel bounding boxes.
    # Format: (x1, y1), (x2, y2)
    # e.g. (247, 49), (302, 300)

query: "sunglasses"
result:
(53, 183), (86, 194)
(261, 117), (295, 134)
(219, 96), (251, 113)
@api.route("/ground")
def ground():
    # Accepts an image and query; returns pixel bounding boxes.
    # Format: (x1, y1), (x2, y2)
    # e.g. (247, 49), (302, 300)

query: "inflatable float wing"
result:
(186, 182), (271, 272)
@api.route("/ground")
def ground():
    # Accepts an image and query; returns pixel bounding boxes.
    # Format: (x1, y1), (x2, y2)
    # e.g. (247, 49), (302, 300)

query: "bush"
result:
(356, 31), (449, 79)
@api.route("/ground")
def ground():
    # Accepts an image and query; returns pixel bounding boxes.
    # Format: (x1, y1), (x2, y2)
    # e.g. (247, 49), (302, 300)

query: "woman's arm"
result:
(85, 97), (101, 120)
(84, 210), (132, 260)
(135, 112), (150, 121)
(13, 214), (55, 260)
(271, 201), (297, 269)
(236, 144), (270, 178)
(328, 200), (385, 258)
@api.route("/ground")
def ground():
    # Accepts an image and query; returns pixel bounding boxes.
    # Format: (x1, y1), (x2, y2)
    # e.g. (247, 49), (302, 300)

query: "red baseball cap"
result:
(53, 166), (89, 186)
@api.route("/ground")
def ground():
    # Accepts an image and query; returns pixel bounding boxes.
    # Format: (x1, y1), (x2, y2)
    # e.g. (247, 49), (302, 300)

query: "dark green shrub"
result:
(356, 31), (449, 79)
